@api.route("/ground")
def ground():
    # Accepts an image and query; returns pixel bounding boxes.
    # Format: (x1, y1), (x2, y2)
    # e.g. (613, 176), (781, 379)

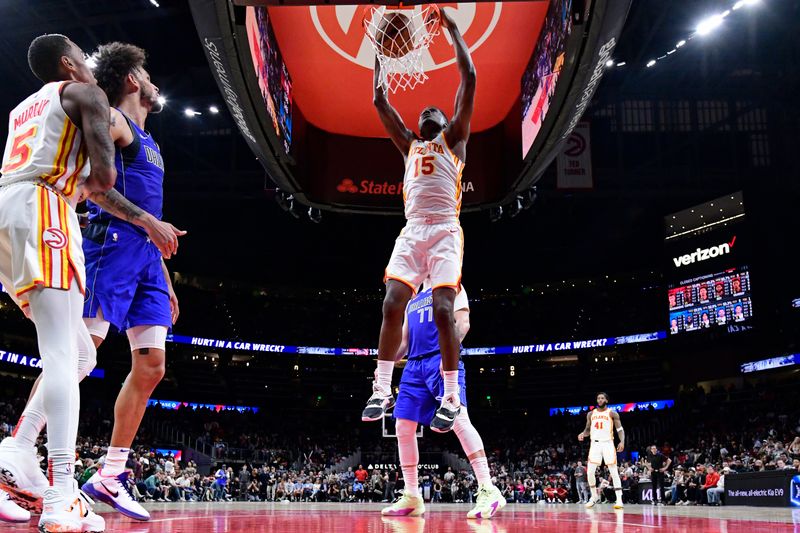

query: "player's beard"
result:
(141, 85), (163, 114)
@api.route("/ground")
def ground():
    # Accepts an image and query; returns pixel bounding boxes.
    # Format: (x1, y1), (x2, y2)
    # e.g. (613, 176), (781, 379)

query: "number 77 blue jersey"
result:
(406, 286), (469, 359)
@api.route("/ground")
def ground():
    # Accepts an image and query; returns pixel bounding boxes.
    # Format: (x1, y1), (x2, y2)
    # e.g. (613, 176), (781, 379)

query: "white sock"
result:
(401, 465), (419, 497)
(591, 486), (599, 500)
(615, 488), (623, 503)
(29, 283), (82, 493)
(101, 447), (130, 477)
(11, 399), (46, 450)
(470, 457), (491, 487)
(443, 370), (460, 399)
(376, 360), (394, 393)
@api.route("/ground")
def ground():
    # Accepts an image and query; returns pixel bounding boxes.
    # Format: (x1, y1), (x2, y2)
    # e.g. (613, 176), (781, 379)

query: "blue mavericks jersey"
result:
(87, 111), (164, 234)
(407, 288), (464, 359)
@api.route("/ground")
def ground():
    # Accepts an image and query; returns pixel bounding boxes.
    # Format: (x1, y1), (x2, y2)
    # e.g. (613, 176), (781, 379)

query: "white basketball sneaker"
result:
(381, 492), (426, 516)
(0, 437), (49, 513)
(0, 489), (30, 523)
(585, 497), (598, 509)
(467, 484), (506, 519)
(81, 471), (149, 521)
(39, 483), (105, 533)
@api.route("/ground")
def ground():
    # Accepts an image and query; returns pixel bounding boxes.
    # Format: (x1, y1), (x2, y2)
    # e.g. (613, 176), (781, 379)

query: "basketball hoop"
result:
(362, 4), (441, 94)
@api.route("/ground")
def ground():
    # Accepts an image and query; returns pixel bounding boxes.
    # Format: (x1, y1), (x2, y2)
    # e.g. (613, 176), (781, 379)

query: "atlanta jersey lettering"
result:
(1, 81), (89, 201)
(403, 132), (464, 220)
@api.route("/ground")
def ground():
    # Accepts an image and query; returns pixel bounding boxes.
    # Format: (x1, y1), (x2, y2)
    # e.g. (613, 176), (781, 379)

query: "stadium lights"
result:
(209, 105), (219, 114)
(733, 0), (759, 10)
(149, 0), (160, 7)
(696, 13), (725, 36)
(616, 61), (626, 67)
(85, 56), (97, 69)
(676, 40), (686, 48)
(157, 96), (166, 106)
(605, 59), (615, 67)
(184, 108), (201, 117)
(646, 59), (656, 68)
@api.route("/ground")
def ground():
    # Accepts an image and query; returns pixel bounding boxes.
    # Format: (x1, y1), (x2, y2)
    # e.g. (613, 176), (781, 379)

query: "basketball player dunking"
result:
(381, 282), (506, 519)
(0, 42), (184, 523)
(577, 392), (625, 509)
(0, 34), (113, 532)
(362, 9), (475, 434)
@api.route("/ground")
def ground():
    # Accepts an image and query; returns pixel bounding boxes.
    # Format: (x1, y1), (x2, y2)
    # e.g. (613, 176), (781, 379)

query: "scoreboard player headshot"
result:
(685, 313), (695, 330)
(732, 277), (742, 294)
(669, 292), (677, 308)
(715, 283), (725, 298)
(734, 304), (745, 322)
(717, 307), (727, 324)
(670, 318), (679, 334)
(701, 312), (710, 328)
(699, 285), (708, 301)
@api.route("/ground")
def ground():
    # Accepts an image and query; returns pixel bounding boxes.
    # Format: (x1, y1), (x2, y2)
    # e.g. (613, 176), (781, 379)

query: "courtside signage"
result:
(672, 236), (736, 268)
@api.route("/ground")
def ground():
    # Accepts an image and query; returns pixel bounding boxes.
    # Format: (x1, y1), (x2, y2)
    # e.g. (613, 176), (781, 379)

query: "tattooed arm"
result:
(87, 189), (186, 259)
(61, 83), (116, 192)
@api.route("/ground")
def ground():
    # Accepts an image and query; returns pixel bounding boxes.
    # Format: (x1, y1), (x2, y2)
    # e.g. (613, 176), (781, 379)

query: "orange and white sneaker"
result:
(38, 484), (105, 533)
(0, 437), (49, 513)
(0, 489), (30, 523)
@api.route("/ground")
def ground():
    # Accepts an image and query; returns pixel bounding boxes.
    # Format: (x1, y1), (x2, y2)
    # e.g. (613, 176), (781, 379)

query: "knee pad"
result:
(608, 465), (621, 488)
(127, 325), (168, 352)
(452, 410), (484, 456)
(84, 307), (111, 340)
(77, 323), (97, 380)
(587, 464), (598, 486)
(395, 419), (419, 464)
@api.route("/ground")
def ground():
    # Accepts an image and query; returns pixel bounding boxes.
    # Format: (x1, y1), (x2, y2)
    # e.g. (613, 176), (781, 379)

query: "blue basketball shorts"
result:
(393, 355), (467, 426)
(82, 220), (171, 332)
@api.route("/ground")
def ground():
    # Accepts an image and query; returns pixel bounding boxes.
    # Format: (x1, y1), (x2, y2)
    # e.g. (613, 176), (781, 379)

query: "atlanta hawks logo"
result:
(310, 3), (502, 71)
(42, 227), (67, 250)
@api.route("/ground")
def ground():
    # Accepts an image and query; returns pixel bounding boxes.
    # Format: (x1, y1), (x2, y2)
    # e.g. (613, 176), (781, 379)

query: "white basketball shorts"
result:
(384, 217), (463, 292)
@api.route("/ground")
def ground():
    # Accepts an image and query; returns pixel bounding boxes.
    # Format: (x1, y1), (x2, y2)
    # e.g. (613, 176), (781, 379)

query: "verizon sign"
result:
(672, 236), (736, 268)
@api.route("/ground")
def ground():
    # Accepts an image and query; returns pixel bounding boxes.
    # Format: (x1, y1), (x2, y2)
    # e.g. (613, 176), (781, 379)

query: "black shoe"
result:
(430, 396), (461, 433)
(361, 386), (395, 422)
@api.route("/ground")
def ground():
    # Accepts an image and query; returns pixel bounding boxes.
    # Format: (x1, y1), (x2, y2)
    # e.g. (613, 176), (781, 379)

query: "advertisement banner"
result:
(556, 122), (593, 189)
(725, 471), (794, 507)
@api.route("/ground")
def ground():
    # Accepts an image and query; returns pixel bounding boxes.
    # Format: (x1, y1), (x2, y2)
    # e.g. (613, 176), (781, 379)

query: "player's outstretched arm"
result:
(373, 57), (414, 155)
(441, 9), (476, 150)
(578, 412), (591, 441)
(612, 410), (625, 452)
(62, 83), (116, 193)
(394, 316), (410, 361)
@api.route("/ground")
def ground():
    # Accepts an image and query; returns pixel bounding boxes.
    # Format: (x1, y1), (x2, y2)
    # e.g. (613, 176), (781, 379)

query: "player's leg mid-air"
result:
(0, 34), (116, 531)
(578, 392), (625, 510)
(0, 41), (184, 525)
(362, 7), (476, 435)
(381, 284), (505, 519)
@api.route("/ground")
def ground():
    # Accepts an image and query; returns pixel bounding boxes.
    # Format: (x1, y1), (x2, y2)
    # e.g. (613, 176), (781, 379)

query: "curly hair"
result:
(92, 42), (147, 106)
(28, 34), (71, 83)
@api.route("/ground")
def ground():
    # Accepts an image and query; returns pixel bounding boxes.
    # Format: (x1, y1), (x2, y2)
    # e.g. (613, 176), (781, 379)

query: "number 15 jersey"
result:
(403, 132), (465, 220)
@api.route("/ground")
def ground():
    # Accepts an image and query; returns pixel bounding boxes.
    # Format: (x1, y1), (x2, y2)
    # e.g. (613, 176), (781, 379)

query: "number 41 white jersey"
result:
(590, 408), (615, 442)
(403, 132), (465, 220)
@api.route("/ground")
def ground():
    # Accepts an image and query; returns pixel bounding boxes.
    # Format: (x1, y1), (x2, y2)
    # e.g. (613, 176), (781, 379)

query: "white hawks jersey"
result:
(589, 408), (615, 442)
(1, 81), (90, 201)
(403, 132), (465, 220)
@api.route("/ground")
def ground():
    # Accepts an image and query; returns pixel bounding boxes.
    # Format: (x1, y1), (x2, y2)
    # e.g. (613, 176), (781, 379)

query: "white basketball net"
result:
(362, 5), (441, 93)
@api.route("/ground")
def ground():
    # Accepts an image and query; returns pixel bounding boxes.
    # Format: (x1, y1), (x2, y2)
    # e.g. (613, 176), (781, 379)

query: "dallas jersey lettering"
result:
(590, 409), (614, 442)
(403, 132), (464, 219)
(393, 286), (469, 425)
(87, 111), (164, 231)
(0, 81), (89, 201)
(82, 112), (171, 331)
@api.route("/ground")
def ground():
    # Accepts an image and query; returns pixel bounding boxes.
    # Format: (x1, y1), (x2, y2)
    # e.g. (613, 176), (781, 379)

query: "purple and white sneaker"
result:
(467, 484), (506, 519)
(381, 492), (425, 516)
(81, 471), (150, 521)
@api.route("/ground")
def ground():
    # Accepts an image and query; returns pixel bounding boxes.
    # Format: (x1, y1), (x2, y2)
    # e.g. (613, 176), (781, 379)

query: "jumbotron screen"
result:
(521, 0), (573, 158)
(245, 6), (293, 153)
(668, 266), (753, 335)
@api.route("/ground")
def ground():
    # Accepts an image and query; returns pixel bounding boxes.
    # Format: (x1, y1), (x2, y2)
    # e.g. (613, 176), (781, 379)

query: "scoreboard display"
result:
(668, 266), (753, 335)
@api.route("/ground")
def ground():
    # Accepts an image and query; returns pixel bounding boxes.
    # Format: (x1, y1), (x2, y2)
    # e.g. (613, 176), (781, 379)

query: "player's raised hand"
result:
(144, 217), (187, 259)
(438, 7), (456, 31)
